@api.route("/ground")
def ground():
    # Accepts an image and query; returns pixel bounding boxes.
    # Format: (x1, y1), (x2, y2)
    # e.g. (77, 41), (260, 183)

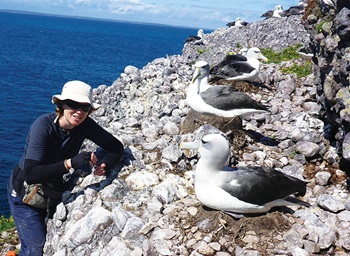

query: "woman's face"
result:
(61, 100), (91, 128)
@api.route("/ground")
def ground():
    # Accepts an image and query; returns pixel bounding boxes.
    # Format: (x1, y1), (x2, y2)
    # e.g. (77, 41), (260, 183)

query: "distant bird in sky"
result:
(186, 61), (269, 118)
(210, 47), (268, 81)
(226, 17), (249, 28)
(185, 29), (205, 43)
(261, 5), (286, 19)
(180, 133), (309, 215)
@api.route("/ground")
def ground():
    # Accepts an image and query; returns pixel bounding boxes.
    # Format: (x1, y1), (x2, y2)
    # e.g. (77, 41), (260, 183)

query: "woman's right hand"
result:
(71, 152), (92, 168)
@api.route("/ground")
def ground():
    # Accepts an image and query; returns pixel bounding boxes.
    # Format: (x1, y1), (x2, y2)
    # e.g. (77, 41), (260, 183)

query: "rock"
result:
(277, 79), (296, 95)
(163, 121), (180, 135)
(62, 207), (113, 247)
(337, 210), (350, 221)
(295, 141), (320, 158)
(120, 216), (146, 241)
(162, 144), (182, 162)
(317, 194), (345, 213)
(125, 171), (159, 190)
(315, 171), (331, 186)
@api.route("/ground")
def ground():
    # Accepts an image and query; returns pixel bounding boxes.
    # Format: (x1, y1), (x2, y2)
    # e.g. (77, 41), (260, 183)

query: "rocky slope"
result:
(2, 1), (350, 255)
(303, 0), (350, 179)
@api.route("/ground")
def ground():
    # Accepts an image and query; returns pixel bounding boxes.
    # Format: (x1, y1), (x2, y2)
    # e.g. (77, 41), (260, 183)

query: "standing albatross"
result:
(210, 47), (268, 81)
(180, 133), (309, 215)
(186, 60), (269, 118)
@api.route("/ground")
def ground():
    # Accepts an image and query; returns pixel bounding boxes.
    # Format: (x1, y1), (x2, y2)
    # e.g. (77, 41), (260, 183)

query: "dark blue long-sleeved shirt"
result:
(13, 112), (124, 200)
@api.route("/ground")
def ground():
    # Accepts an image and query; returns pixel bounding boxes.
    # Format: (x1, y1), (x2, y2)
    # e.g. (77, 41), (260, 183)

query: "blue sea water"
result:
(0, 11), (207, 217)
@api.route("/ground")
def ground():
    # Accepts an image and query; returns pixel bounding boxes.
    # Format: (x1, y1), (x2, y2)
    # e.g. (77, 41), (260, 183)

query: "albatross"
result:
(185, 29), (205, 43)
(186, 61), (269, 118)
(210, 47), (268, 81)
(226, 17), (249, 28)
(261, 5), (286, 19)
(180, 133), (310, 215)
(285, 0), (307, 16)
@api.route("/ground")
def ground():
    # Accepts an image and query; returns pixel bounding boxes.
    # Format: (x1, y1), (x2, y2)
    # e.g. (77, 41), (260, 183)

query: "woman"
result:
(7, 80), (124, 256)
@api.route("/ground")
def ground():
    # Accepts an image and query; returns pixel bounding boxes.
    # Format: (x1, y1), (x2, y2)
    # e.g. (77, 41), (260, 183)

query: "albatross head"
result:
(181, 133), (230, 169)
(197, 29), (205, 38)
(246, 47), (268, 62)
(191, 61), (210, 93)
(274, 4), (283, 11)
(273, 5), (285, 17)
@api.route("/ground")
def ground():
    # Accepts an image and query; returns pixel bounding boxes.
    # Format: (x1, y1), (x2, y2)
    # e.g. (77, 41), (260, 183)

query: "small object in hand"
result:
(91, 164), (96, 174)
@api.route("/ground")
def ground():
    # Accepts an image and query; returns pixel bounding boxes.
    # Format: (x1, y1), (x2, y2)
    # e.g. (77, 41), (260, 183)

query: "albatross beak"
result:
(191, 67), (201, 84)
(259, 54), (268, 62)
(180, 141), (200, 150)
(191, 67), (202, 94)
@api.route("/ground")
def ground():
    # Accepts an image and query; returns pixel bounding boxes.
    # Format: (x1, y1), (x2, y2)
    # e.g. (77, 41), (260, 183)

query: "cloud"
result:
(108, 0), (161, 14)
(0, 0), (301, 29)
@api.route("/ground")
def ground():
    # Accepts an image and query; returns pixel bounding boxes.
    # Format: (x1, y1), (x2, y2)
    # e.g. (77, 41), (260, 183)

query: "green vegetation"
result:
(260, 44), (313, 78)
(0, 215), (19, 254)
(281, 61), (313, 78)
(0, 215), (15, 232)
(261, 44), (303, 64)
(316, 21), (325, 33)
(197, 48), (209, 54)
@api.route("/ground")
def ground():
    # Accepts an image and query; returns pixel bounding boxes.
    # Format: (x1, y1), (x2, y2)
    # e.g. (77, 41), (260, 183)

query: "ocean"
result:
(0, 11), (208, 217)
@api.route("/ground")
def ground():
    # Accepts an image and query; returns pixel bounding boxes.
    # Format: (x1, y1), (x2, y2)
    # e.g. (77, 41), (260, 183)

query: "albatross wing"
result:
(220, 166), (307, 206)
(200, 86), (268, 112)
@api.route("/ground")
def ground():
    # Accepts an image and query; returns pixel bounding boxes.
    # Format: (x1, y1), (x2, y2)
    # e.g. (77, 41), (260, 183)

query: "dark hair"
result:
(55, 101), (64, 117)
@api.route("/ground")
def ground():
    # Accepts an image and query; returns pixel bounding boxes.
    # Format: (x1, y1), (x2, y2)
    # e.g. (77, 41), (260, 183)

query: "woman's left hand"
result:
(89, 152), (106, 176)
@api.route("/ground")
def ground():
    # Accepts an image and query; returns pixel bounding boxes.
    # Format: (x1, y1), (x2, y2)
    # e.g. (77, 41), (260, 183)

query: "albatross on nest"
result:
(226, 17), (249, 28)
(180, 133), (310, 215)
(210, 47), (268, 81)
(186, 61), (269, 118)
(185, 29), (205, 43)
(261, 5), (285, 19)
(285, 0), (307, 16)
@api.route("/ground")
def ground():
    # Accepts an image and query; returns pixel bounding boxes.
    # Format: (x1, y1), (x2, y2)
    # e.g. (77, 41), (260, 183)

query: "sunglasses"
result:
(63, 100), (92, 112)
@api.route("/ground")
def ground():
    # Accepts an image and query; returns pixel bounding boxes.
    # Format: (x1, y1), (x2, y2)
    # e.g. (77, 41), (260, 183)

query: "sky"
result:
(0, 0), (301, 30)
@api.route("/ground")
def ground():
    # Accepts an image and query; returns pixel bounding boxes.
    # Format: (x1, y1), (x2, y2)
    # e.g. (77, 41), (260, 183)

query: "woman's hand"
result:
(92, 163), (107, 176)
(90, 152), (106, 176)
(71, 151), (92, 168)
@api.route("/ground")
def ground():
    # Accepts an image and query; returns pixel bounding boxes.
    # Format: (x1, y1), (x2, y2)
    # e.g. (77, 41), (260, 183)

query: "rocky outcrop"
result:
(182, 15), (311, 67)
(304, 0), (350, 177)
(39, 4), (350, 256)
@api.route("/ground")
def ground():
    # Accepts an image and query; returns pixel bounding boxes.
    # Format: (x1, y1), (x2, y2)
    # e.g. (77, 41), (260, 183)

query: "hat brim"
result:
(52, 95), (100, 110)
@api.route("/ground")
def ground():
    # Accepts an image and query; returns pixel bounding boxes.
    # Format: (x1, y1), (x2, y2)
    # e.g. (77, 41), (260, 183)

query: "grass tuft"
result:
(0, 215), (15, 232)
(281, 61), (313, 78)
(261, 44), (303, 64)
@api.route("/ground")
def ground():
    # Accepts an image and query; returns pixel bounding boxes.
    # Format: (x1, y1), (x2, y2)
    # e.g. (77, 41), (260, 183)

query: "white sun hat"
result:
(52, 80), (100, 110)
